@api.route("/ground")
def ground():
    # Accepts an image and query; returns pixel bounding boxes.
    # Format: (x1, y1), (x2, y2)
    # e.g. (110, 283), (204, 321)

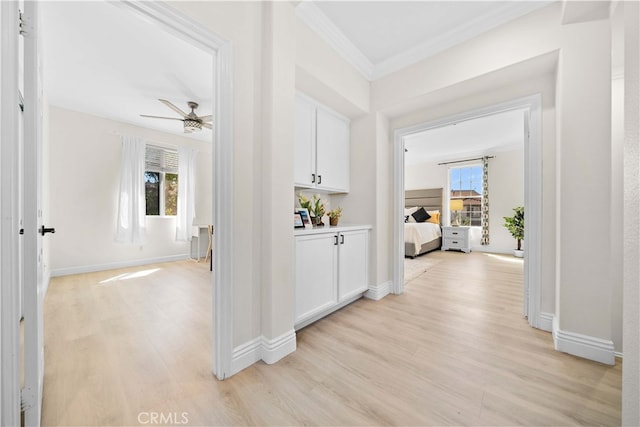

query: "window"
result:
(145, 145), (179, 216)
(450, 165), (483, 226)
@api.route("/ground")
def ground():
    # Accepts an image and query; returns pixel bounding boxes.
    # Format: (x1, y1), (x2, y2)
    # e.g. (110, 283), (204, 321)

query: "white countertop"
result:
(294, 223), (372, 236)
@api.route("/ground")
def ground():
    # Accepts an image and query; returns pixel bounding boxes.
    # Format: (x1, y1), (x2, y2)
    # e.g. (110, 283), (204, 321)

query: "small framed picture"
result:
(294, 212), (305, 229)
(296, 208), (313, 229)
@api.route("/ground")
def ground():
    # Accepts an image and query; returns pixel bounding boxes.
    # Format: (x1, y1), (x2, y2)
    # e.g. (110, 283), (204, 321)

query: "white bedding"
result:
(404, 222), (441, 255)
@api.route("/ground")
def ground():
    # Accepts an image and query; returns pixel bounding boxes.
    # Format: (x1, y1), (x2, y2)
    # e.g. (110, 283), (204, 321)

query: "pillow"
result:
(411, 207), (431, 223)
(426, 210), (440, 224)
(405, 206), (419, 223)
(404, 206), (419, 215)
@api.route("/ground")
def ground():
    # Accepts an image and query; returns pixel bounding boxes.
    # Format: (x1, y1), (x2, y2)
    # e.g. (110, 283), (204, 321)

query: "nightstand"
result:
(442, 226), (471, 253)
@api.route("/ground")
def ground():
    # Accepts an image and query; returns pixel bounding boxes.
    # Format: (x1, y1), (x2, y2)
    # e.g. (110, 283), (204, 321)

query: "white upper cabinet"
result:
(294, 95), (316, 187)
(294, 94), (350, 193)
(316, 106), (350, 192)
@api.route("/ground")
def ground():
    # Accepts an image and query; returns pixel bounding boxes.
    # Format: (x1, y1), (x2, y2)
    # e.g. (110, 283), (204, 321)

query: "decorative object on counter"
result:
(298, 193), (326, 227)
(503, 206), (524, 257)
(296, 208), (313, 229)
(328, 207), (342, 226)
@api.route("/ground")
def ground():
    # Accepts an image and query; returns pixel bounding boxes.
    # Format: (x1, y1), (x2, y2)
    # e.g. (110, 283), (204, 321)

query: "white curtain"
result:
(115, 136), (146, 244)
(176, 146), (198, 241)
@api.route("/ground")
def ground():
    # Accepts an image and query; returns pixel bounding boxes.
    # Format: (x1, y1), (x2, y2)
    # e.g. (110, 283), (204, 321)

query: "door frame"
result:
(392, 94), (543, 328)
(116, 1), (234, 379)
(0, 2), (22, 425)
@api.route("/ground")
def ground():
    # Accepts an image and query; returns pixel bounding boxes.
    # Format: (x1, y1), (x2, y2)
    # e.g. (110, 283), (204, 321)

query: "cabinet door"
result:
(295, 233), (338, 324)
(338, 230), (369, 301)
(294, 95), (316, 188)
(316, 106), (349, 192)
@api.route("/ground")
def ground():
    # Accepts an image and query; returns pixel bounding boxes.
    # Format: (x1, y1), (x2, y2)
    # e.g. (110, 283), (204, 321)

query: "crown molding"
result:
(296, 1), (374, 80)
(296, 1), (553, 81)
(372, 2), (552, 79)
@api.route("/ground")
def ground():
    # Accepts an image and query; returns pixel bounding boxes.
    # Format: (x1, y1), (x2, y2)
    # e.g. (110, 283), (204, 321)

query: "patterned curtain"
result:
(481, 157), (490, 245)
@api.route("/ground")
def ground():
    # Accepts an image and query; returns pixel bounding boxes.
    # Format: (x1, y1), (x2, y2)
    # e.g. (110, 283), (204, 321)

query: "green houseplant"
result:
(503, 206), (524, 257)
(297, 193), (326, 226)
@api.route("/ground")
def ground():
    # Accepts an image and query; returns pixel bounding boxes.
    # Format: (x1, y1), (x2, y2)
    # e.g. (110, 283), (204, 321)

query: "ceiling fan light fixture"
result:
(184, 119), (202, 133)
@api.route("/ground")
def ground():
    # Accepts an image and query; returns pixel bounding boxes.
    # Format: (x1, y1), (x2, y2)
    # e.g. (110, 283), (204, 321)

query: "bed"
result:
(405, 188), (443, 258)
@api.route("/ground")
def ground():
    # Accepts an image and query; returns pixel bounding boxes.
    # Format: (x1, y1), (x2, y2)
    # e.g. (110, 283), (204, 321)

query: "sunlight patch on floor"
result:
(484, 253), (524, 264)
(99, 268), (161, 284)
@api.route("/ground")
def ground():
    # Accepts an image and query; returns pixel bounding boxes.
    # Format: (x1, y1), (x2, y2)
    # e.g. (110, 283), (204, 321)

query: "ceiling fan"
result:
(141, 99), (212, 133)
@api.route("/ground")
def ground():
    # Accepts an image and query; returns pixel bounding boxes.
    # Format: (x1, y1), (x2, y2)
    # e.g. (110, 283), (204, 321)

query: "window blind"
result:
(145, 145), (178, 173)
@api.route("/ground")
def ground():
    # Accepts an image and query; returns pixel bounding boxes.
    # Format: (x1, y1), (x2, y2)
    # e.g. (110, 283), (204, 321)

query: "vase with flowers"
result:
(328, 207), (342, 226)
(297, 193), (326, 227)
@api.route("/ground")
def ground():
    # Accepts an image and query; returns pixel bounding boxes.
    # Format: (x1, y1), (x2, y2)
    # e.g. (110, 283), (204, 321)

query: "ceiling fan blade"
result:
(202, 122), (212, 129)
(158, 99), (188, 118)
(198, 115), (212, 122)
(140, 114), (184, 121)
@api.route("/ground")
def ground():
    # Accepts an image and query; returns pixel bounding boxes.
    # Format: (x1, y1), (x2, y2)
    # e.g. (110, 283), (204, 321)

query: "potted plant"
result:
(503, 206), (524, 257)
(297, 193), (326, 226)
(327, 207), (342, 226)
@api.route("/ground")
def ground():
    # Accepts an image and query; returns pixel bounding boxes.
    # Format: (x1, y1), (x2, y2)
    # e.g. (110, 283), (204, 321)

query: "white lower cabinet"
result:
(295, 227), (370, 329)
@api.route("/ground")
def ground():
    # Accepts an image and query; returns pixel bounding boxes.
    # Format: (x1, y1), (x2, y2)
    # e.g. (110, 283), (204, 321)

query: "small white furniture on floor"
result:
(190, 225), (210, 261)
(441, 226), (471, 253)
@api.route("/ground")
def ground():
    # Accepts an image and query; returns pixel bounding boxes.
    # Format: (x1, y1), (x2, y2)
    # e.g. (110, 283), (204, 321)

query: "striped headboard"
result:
(405, 188), (444, 218)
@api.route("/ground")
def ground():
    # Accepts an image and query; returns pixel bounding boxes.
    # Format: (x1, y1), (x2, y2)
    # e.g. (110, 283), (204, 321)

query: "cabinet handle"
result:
(452, 232), (458, 235)
(312, 173), (316, 183)
(452, 241), (458, 244)
(334, 235), (338, 245)
(340, 234), (344, 244)
(318, 175), (322, 185)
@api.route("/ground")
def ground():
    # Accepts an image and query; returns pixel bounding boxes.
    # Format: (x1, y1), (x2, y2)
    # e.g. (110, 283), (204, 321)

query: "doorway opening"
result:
(37, 0), (233, 379)
(393, 94), (543, 328)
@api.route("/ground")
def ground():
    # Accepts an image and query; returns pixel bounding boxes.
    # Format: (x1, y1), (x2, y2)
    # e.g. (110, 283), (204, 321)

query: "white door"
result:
(294, 233), (338, 324)
(338, 230), (369, 302)
(22, 2), (48, 424)
(293, 95), (316, 188)
(1, 2), (23, 425)
(523, 109), (530, 318)
(316, 107), (349, 192)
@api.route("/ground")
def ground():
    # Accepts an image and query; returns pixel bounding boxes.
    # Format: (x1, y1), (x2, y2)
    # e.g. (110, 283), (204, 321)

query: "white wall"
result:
(48, 106), (212, 275)
(372, 1), (619, 362)
(612, 76), (624, 354)
(623, 1), (640, 423)
(405, 148), (524, 254)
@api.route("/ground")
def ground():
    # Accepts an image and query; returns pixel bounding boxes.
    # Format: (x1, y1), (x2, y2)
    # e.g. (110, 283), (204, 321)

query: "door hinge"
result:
(18, 90), (24, 112)
(20, 386), (35, 411)
(18, 10), (27, 36)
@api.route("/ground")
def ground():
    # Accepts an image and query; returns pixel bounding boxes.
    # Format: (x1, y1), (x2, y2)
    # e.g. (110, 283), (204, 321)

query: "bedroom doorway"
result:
(393, 94), (543, 329)
(5, 8), (234, 423)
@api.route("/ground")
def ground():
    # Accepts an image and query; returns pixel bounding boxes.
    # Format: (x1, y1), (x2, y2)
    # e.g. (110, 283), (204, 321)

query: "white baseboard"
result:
(615, 351), (623, 359)
(262, 329), (297, 365)
(365, 280), (391, 300)
(50, 254), (190, 277)
(552, 321), (615, 365)
(538, 312), (554, 332)
(230, 337), (262, 376)
(230, 330), (297, 376)
(43, 268), (51, 298)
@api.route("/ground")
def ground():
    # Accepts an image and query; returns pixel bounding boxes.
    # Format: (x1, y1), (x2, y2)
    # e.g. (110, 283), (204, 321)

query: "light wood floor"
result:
(42, 252), (621, 426)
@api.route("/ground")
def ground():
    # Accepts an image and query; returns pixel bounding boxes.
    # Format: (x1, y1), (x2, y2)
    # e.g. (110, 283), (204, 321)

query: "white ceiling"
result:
(299, 1), (554, 80)
(404, 109), (526, 166)
(41, 1), (213, 142)
(40, 1), (549, 144)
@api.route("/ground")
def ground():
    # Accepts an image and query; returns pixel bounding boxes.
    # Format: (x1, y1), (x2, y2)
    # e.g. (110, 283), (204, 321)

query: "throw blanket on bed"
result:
(404, 222), (441, 255)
